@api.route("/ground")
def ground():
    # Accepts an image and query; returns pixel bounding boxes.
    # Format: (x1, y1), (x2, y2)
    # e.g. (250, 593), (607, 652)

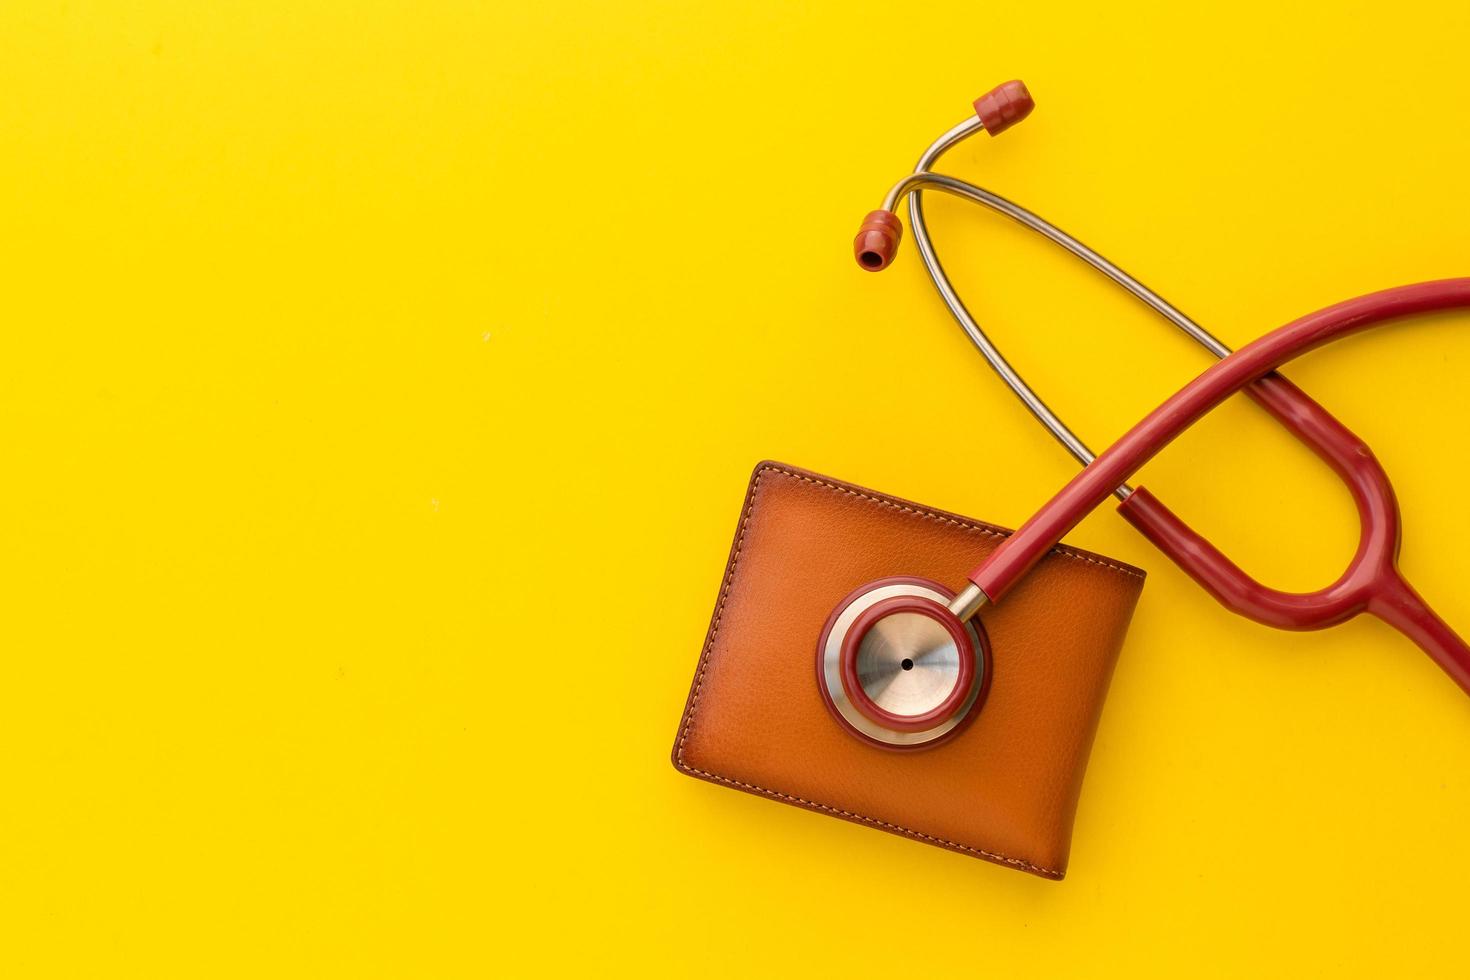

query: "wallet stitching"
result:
(676, 462), (1143, 879)
(679, 764), (1061, 878)
(770, 465), (1143, 579)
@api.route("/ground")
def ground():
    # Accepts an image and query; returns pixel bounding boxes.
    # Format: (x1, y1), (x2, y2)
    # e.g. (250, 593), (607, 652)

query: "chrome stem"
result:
(948, 583), (988, 622)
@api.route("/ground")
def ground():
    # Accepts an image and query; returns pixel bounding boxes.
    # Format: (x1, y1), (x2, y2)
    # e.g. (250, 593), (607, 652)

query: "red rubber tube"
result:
(968, 278), (1470, 696)
(1117, 371), (1396, 631)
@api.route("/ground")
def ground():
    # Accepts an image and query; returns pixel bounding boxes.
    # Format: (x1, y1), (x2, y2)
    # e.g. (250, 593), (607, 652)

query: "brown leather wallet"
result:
(671, 462), (1145, 879)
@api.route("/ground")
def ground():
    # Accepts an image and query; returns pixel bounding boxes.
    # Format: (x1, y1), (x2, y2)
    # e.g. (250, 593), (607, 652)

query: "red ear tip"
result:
(974, 80), (1034, 136)
(853, 210), (902, 271)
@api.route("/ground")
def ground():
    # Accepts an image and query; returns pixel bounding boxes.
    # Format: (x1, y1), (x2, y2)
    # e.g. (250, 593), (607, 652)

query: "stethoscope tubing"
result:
(968, 278), (1470, 695)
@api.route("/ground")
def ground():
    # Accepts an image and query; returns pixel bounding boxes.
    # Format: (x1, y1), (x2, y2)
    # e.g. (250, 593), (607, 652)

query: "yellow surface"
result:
(3, 1), (1469, 975)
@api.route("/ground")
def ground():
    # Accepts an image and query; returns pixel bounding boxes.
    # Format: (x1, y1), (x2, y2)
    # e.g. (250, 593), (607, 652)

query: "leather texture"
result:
(671, 462), (1146, 879)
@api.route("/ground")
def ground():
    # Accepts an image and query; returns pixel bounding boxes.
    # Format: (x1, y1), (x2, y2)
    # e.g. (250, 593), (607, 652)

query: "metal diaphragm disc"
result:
(853, 610), (964, 718)
(818, 579), (986, 748)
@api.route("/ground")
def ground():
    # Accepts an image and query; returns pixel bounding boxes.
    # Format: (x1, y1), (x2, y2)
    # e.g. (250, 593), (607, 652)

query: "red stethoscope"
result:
(819, 80), (1470, 749)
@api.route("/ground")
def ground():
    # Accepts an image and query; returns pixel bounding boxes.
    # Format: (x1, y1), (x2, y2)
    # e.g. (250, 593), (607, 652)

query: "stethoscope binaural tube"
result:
(821, 87), (1470, 749)
(863, 162), (1423, 630)
(901, 81), (1236, 491)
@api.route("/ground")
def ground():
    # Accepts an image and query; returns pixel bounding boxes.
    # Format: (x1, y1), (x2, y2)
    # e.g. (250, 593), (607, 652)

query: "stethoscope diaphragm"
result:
(816, 577), (991, 749)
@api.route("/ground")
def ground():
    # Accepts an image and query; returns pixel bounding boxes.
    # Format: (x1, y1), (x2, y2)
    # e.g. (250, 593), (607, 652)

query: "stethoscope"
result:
(818, 81), (1470, 749)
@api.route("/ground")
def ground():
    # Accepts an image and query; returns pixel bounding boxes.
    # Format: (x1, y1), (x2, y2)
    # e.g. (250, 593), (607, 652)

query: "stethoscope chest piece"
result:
(817, 577), (991, 748)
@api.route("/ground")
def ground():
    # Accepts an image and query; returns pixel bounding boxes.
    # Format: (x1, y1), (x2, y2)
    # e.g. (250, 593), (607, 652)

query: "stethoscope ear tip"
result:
(853, 209), (902, 271)
(974, 79), (1034, 136)
(853, 79), (1035, 272)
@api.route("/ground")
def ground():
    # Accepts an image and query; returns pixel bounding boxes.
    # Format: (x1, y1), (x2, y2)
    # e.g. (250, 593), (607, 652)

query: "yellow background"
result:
(2, 1), (1469, 975)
